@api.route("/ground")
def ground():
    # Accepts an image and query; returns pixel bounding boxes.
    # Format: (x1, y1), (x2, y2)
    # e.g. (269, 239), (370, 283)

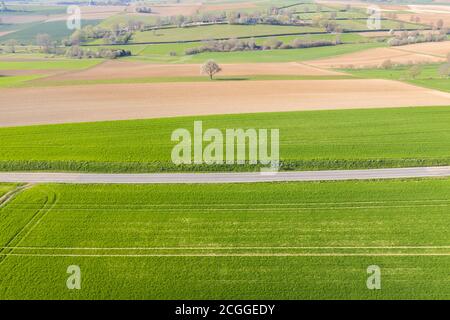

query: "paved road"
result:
(0, 166), (450, 184)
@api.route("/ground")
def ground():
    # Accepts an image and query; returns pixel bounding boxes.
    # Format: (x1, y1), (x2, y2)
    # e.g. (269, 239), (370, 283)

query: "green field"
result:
(28, 74), (354, 87)
(0, 5), (67, 16)
(125, 41), (382, 63)
(0, 179), (449, 299)
(0, 20), (101, 44)
(1, 106), (450, 173)
(0, 74), (46, 88)
(121, 33), (371, 62)
(0, 184), (17, 198)
(0, 59), (102, 70)
(344, 64), (450, 93)
(126, 24), (325, 44)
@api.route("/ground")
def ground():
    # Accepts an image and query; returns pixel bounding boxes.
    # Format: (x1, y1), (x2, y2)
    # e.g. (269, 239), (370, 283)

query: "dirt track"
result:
(1, 79), (450, 127)
(45, 61), (343, 81)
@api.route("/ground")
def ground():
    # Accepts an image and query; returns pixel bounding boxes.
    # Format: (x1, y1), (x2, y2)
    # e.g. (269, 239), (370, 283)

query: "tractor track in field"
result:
(0, 186), (58, 265)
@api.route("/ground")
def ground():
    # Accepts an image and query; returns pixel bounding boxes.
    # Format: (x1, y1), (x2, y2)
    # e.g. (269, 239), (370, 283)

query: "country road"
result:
(0, 166), (450, 184)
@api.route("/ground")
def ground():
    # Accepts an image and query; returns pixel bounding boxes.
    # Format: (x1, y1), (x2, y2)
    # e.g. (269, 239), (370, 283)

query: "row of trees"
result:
(380, 53), (450, 79)
(68, 25), (133, 45)
(387, 30), (448, 47)
(65, 46), (131, 59)
(185, 36), (341, 55)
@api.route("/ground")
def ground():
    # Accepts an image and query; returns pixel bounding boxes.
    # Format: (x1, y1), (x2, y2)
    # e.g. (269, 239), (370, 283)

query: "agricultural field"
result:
(129, 24), (325, 44)
(1, 0), (450, 302)
(0, 183), (17, 198)
(344, 63), (450, 92)
(0, 20), (102, 44)
(1, 106), (450, 172)
(0, 179), (450, 299)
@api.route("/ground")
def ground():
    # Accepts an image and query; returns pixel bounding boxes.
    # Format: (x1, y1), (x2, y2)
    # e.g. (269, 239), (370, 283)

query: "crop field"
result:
(121, 40), (380, 63)
(1, 0), (450, 302)
(0, 178), (449, 299)
(0, 20), (102, 44)
(127, 24), (325, 44)
(1, 106), (450, 172)
(0, 183), (17, 198)
(0, 59), (102, 70)
(172, 42), (383, 63)
(344, 63), (450, 92)
(0, 5), (67, 16)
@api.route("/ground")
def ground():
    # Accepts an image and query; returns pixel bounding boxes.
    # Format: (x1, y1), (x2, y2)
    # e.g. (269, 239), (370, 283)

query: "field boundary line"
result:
(390, 46), (447, 59)
(2, 253), (450, 257)
(4, 245), (450, 250)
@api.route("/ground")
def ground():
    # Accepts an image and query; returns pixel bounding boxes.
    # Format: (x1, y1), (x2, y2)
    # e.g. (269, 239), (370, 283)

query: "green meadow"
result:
(124, 41), (382, 64)
(0, 20), (102, 44)
(0, 74), (45, 88)
(30, 74), (354, 87)
(344, 64), (450, 93)
(0, 184), (17, 198)
(0, 59), (102, 70)
(0, 179), (449, 299)
(127, 24), (325, 44)
(1, 106), (450, 172)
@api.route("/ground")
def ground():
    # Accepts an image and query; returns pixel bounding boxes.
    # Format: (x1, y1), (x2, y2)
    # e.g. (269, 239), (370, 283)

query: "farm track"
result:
(1, 166), (450, 184)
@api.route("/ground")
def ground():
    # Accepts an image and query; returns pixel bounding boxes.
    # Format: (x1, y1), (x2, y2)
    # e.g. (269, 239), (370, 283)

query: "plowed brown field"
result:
(1, 79), (450, 127)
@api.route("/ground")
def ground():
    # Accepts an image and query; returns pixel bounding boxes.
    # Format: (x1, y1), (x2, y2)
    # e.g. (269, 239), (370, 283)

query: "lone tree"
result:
(439, 63), (450, 78)
(36, 33), (52, 53)
(201, 60), (221, 80)
(408, 65), (422, 79)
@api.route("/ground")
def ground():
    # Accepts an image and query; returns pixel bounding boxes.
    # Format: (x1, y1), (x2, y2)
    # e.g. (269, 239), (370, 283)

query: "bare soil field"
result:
(0, 31), (17, 37)
(317, 0), (409, 11)
(395, 41), (450, 58)
(409, 5), (450, 13)
(396, 12), (450, 28)
(1, 79), (449, 127)
(358, 30), (440, 38)
(199, 2), (257, 12)
(131, 4), (201, 17)
(305, 45), (447, 69)
(44, 61), (343, 82)
(46, 5), (128, 21)
(0, 15), (50, 24)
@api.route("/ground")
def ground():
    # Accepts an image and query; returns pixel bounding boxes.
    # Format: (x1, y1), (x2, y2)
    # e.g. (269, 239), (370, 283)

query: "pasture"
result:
(344, 63), (450, 93)
(0, 179), (449, 299)
(0, 20), (102, 44)
(1, 106), (450, 172)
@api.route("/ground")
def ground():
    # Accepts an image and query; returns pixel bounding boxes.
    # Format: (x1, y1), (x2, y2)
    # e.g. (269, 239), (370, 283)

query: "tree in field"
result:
(439, 63), (450, 78)
(381, 59), (393, 69)
(437, 19), (444, 30)
(408, 65), (422, 79)
(201, 60), (222, 80)
(36, 33), (52, 53)
(5, 39), (18, 53)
